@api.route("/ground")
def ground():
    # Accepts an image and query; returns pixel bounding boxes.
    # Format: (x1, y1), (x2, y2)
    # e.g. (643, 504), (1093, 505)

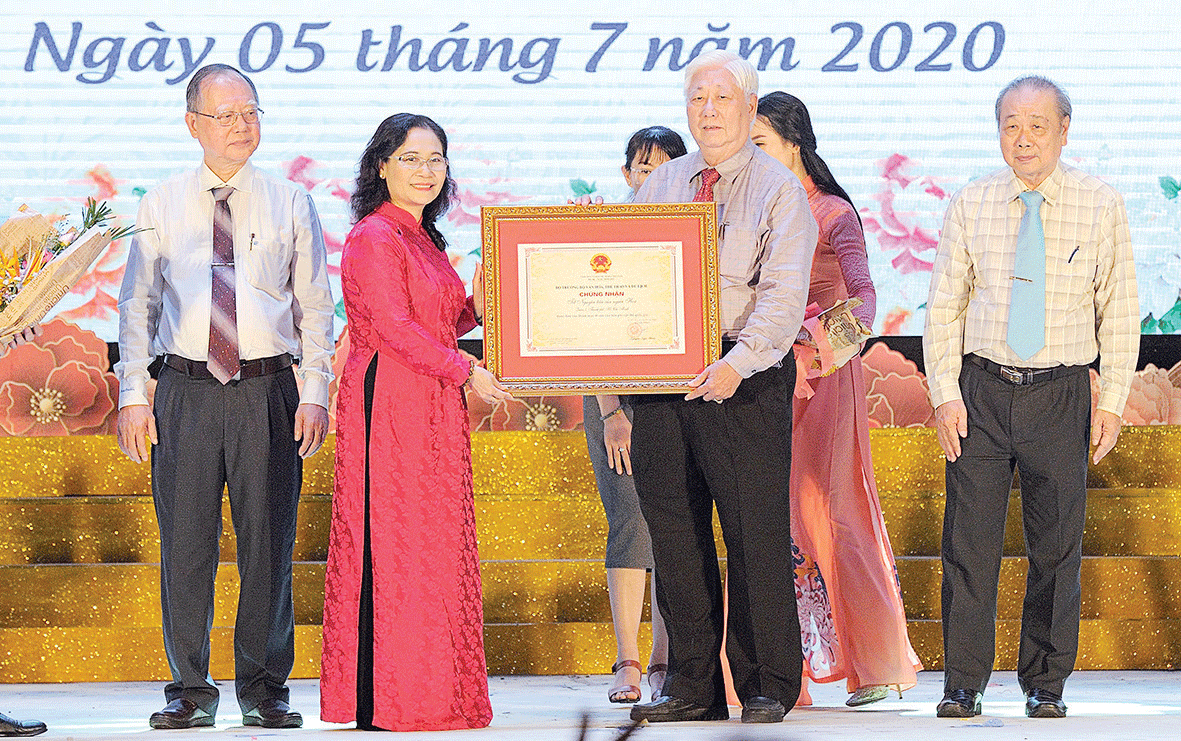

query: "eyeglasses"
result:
(192, 108), (264, 127)
(391, 154), (449, 173)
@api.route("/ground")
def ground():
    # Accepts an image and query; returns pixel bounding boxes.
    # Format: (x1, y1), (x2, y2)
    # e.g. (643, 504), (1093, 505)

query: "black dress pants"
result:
(941, 359), (1091, 697)
(151, 364), (302, 714)
(630, 359), (802, 710)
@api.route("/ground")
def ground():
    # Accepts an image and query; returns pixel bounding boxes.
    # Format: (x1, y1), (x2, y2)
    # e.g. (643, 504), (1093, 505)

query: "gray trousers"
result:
(941, 359), (1091, 697)
(151, 364), (301, 714)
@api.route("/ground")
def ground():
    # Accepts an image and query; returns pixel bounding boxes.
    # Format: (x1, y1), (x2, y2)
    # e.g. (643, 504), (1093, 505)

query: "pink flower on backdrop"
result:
(860, 341), (934, 428)
(55, 289), (120, 324)
(880, 307), (912, 336)
(44, 165), (134, 323)
(466, 391), (585, 432)
(1090, 363), (1181, 425)
(72, 164), (120, 201)
(283, 155), (353, 202)
(284, 155), (322, 192)
(860, 153), (949, 275)
(283, 155), (352, 277)
(56, 237), (128, 325)
(448, 187), (531, 228)
(0, 319), (118, 436)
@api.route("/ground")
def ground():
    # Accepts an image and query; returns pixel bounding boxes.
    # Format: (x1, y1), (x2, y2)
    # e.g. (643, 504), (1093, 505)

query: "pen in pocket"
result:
(1068, 246), (1079, 263)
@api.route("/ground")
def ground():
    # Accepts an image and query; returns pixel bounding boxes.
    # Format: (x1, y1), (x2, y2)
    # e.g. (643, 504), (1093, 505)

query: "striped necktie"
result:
(1006, 190), (1046, 360)
(208, 186), (239, 384)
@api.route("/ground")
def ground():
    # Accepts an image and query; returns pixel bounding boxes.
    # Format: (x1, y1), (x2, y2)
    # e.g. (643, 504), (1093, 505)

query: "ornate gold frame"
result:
(481, 203), (720, 395)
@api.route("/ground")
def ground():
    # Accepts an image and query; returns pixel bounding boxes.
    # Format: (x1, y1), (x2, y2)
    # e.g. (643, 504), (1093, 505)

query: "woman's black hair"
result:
(351, 113), (457, 251)
(756, 92), (859, 222)
(624, 126), (688, 169)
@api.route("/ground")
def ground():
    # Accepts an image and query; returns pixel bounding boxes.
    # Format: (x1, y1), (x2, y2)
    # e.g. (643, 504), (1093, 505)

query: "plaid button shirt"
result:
(923, 163), (1139, 415)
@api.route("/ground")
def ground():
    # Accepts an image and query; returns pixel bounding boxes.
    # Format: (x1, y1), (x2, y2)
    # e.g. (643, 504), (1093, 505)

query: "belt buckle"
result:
(999, 365), (1027, 385)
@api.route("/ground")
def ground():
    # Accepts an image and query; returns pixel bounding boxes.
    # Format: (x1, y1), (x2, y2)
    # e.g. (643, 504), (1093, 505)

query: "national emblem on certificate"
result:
(519, 242), (685, 356)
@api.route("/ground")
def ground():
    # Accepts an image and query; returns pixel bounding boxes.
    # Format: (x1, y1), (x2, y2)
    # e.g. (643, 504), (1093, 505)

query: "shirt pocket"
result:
(1051, 241), (1097, 311)
(240, 237), (292, 296)
(718, 225), (760, 283)
(1048, 238), (1100, 316)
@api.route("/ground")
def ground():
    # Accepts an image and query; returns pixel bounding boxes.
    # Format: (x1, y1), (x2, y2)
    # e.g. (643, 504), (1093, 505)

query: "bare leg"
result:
(647, 570), (669, 699)
(607, 567), (646, 702)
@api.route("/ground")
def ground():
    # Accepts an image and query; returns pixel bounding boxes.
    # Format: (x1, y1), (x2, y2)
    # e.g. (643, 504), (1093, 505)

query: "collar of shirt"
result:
(198, 160), (255, 197)
(1007, 162), (1063, 208)
(377, 200), (426, 232)
(687, 140), (756, 191)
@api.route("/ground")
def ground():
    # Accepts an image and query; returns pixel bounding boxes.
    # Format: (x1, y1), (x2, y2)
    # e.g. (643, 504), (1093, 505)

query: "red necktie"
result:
(208, 186), (239, 384)
(693, 168), (720, 202)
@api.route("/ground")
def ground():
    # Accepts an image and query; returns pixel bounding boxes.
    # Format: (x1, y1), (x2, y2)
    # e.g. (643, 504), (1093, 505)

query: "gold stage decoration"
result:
(1, 427), (1178, 682)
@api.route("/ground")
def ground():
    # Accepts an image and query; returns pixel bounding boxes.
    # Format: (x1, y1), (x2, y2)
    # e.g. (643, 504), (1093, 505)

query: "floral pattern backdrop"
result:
(3, 319), (1178, 437)
(3, 142), (1177, 437)
(0, 319), (117, 436)
(24, 152), (1181, 343)
(4, 110), (1176, 438)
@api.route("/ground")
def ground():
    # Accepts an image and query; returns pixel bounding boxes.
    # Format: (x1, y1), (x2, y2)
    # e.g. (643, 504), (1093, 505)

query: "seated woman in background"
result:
(583, 126), (687, 704)
(320, 113), (511, 731)
(751, 92), (922, 707)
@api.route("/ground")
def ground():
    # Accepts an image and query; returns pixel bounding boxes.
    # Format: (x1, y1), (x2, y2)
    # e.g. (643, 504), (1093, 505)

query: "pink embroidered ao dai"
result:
(320, 202), (492, 731)
(791, 178), (922, 698)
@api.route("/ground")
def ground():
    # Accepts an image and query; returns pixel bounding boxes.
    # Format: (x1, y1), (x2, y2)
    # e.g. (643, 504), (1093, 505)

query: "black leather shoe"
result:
(629, 695), (729, 722)
(741, 696), (786, 723)
(243, 698), (303, 728)
(0, 712), (47, 737)
(149, 698), (215, 729)
(936, 689), (982, 718)
(1025, 688), (1067, 718)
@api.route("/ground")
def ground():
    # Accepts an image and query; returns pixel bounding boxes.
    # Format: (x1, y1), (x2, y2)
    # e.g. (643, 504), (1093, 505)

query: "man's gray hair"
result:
(185, 64), (259, 113)
(995, 75), (1071, 125)
(684, 50), (758, 100)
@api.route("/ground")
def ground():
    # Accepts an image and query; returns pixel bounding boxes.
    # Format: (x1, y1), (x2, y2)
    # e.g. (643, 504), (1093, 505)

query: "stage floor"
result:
(3, 671), (1179, 740)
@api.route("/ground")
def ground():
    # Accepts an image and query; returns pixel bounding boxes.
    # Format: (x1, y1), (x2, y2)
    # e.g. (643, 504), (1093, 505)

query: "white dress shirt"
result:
(116, 161), (335, 409)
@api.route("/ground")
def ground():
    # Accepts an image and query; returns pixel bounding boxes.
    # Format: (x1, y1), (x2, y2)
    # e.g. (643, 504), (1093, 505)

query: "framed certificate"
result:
(481, 203), (720, 395)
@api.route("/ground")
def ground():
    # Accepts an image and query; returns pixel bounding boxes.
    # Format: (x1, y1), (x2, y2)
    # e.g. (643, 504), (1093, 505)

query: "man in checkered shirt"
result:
(923, 76), (1138, 720)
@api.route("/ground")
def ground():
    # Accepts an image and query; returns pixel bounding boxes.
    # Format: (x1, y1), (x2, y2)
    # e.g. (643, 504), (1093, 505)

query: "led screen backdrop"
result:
(3, 0), (1179, 341)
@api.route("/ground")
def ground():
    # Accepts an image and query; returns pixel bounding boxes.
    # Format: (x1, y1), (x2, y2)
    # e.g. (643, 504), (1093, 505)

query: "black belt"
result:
(965, 353), (1086, 386)
(163, 353), (293, 381)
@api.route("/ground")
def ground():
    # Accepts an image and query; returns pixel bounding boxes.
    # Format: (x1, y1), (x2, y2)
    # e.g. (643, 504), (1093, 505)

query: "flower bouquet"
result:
(0, 199), (141, 345)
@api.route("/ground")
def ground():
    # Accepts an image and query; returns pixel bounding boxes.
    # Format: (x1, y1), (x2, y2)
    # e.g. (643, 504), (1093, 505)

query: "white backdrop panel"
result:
(3, 0), (1179, 340)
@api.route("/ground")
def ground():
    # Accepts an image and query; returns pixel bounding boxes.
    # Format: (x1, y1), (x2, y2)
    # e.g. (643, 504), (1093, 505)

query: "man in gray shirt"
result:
(627, 50), (818, 724)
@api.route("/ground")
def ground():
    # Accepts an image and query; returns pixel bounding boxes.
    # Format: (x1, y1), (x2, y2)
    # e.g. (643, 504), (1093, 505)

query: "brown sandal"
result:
(608, 660), (642, 703)
(646, 663), (668, 701)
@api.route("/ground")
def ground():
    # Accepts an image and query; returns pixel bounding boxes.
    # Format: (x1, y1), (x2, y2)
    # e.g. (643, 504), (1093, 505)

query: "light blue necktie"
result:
(1007, 191), (1046, 360)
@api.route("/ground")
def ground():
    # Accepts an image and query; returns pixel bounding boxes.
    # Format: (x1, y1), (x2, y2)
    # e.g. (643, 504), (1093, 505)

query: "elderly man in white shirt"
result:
(115, 64), (334, 731)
